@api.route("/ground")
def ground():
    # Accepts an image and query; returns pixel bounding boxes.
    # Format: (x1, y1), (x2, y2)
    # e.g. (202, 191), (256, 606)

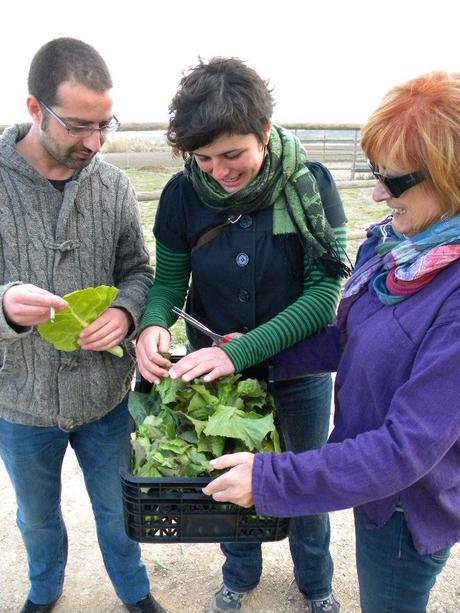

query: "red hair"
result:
(361, 72), (460, 213)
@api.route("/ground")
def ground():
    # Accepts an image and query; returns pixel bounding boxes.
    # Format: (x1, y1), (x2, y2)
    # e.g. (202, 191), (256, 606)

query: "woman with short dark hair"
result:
(136, 57), (348, 613)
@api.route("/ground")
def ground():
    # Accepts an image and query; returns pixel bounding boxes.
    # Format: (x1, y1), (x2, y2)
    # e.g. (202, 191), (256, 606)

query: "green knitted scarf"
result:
(184, 125), (348, 276)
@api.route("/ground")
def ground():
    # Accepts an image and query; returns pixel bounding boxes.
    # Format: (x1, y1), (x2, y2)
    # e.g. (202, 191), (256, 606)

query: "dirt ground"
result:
(0, 451), (459, 613)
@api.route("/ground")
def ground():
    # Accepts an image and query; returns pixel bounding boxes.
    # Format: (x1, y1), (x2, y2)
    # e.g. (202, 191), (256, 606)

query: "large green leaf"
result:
(129, 391), (158, 427)
(131, 435), (152, 473)
(155, 377), (186, 404)
(37, 285), (123, 357)
(236, 378), (268, 411)
(204, 406), (275, 451)
(215, 374), (243, 406)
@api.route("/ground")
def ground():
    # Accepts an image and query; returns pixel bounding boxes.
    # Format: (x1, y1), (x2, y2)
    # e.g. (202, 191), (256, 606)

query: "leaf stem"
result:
(68, 306), (89, 329)
(106, 345), (124, 358)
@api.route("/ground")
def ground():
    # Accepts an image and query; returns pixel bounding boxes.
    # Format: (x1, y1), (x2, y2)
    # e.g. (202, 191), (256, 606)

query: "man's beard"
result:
(41, 139), (95, 170)
(40, 122), (96, 170)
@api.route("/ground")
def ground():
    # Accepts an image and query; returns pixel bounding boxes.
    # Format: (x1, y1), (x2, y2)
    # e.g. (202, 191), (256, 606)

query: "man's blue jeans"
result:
(221, 374), (334, 600)
(355, 508), (451, 612)
(0, 397), (150, 605)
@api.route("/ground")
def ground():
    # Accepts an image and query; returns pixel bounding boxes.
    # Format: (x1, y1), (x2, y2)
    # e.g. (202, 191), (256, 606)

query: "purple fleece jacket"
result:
(254, 254), (460, 554)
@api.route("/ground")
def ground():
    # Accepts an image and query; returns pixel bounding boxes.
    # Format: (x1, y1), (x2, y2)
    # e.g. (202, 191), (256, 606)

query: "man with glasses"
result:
(0, 38), (165, 613)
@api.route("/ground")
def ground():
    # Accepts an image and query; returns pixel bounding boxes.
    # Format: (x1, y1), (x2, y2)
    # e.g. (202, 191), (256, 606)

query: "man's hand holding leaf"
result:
(37, 285), (125, 357)
(4, 284), (68, 327)
(79, 307), (131, 353)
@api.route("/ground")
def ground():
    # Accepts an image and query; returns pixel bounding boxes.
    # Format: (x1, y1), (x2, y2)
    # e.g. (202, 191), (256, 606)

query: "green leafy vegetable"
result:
(37, 285), (123, 357)
(204, 406), (276, 451)
(129, 374), (282, 477)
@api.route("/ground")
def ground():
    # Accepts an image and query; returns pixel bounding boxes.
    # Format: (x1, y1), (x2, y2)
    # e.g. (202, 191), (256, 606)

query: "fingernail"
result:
(169, 368), (177, 379)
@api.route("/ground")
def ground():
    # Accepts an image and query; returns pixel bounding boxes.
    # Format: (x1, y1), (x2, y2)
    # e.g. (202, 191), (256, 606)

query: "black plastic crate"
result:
(121, 470), (290, 543)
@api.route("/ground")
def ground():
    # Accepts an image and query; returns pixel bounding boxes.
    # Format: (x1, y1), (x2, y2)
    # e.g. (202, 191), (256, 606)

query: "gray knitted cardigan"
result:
(0, 124), (154, 429)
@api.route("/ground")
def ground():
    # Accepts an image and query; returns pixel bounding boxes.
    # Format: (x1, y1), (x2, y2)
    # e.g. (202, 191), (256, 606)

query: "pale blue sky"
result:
(3, 0), (458, 125)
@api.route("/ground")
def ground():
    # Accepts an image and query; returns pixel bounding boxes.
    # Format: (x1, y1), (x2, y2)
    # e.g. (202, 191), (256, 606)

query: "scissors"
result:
(172, 306), (233, 345)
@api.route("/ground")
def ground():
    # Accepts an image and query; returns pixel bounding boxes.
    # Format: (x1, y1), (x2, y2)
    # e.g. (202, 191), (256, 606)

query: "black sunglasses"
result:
(368, 160), (425, 198)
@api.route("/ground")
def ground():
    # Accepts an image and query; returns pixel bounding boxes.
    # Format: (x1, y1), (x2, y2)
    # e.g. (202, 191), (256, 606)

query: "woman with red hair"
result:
(204, 72), (460, 612)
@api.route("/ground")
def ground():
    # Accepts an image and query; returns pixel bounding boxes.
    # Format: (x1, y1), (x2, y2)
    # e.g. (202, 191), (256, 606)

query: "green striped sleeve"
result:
(222, 225), (347, 372)
(139, 241), (190, 331)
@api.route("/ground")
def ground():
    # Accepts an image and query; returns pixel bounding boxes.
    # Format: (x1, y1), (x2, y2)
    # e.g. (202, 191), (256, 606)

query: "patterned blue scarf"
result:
(337, 214), (460, 340)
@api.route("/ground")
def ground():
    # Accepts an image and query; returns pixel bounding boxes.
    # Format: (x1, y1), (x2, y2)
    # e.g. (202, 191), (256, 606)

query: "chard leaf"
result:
(179, 429), (199, 444)
(271, 428), (282, 453)
(215, 374), (243, 405)
(160, 438), (191, 454)
(150, 450), (176, 468)
(210, 435), (226, 457)
(236, 378), (269, 411)
(137, 460), (163, 477)
(197, 434), (225, 457)
(204, 405), (275, 451)
(37, 285), (123, 357)
(189, 383), (219, 406)
(176, 411), (208, 437)
(131, 435), (152, 473)
(185, 448), (213, 476)
(186, 391), (217, 420)
(137, 415), (164, 441)
(155, 377), (186, 405)
(129, 391), (163, 427)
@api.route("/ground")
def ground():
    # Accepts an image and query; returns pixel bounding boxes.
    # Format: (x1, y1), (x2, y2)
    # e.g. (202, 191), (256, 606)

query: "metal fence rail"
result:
(135, 179), (375, 204)
(0, 121), (370, 181)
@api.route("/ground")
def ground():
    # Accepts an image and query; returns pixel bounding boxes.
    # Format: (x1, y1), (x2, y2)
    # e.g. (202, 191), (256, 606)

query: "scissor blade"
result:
(172, 306), (224, 343)
(172, 306), (213, 333)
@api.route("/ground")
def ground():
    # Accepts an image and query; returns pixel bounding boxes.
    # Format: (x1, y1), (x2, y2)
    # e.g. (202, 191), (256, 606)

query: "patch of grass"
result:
(103, 137), (168, 153)
(125, 168), (172, 191)
(340, 187), (388, 261)
(341, 187), (388, 232)
(127, 169), (171, 259)
(138, 200), (157, 258)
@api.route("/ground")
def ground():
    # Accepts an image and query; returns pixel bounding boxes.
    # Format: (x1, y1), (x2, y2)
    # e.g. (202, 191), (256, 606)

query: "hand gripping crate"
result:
(121, 470), (290, 543)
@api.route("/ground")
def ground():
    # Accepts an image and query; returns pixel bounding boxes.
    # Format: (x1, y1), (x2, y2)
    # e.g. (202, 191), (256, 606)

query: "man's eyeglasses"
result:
(39, 101), (120, 138)
(368, 160), (425, 198)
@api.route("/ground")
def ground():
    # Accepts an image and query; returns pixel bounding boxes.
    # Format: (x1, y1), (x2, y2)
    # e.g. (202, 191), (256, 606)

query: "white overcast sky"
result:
(2, 0), (458, 126)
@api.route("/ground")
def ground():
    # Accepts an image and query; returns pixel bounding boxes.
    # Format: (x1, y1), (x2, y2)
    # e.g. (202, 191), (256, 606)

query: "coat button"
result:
(236, 252), (249, 267)
(238, 289), (250, 303)
(240, 215), (253, 228)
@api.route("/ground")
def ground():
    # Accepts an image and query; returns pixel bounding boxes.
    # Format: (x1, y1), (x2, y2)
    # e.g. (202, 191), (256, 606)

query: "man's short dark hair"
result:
(167, 57), (274, 154)
(28, 37), (113, 106)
